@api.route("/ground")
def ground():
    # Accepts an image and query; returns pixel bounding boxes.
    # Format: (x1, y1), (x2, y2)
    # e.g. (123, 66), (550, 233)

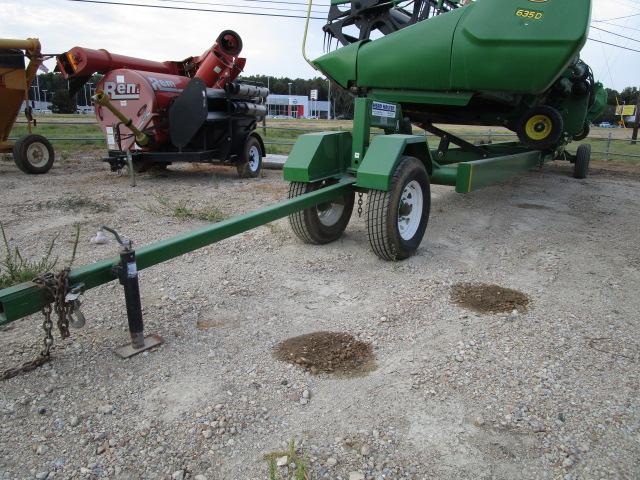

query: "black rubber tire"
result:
(574, 144), (591, 179)
(366, 156), (430, 261)
(237, 136), (262, 178)
(573, 124), (590, 142)
(13, 134), (54, 174)
(516, 106), (564, 150)
(288, 180), (355, 245)
(11, 138), (25, 173)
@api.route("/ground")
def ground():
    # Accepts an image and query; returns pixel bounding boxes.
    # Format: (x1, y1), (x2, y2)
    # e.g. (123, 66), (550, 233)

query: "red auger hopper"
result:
(56, 31), (267, 177)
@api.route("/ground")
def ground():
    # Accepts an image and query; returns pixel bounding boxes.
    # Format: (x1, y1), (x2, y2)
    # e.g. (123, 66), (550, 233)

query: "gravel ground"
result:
(0, 154), (639, 480)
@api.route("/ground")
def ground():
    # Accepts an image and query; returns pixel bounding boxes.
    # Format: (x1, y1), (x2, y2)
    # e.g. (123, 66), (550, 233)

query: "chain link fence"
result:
(11, 119), (640, 161)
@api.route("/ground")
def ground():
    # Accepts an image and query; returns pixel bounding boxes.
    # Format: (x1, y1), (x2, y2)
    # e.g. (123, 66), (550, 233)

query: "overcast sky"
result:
(1, 0), (639, 91)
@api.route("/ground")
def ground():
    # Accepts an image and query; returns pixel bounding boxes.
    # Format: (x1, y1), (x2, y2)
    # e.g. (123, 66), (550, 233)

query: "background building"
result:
(266, 94), (330, 119)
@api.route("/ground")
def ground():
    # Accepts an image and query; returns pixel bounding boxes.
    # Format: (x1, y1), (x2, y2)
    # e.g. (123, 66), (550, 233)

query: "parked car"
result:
(598, 122), (613, 128)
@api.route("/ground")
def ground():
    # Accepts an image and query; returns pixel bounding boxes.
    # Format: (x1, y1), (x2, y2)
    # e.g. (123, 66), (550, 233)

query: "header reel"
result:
(323, 0), (462, 47)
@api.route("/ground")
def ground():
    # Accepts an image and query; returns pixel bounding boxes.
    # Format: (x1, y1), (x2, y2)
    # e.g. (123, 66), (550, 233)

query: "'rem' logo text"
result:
(148, 77), (181, 93)
(104, 80), (140, 100)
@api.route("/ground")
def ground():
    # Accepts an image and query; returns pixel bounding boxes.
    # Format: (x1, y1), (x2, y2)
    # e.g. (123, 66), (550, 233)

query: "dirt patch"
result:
(274, 331), (375, 375)
(451, 283), (530, 314)
(516, 203), (550, 210)
(590, 160), (640, 176)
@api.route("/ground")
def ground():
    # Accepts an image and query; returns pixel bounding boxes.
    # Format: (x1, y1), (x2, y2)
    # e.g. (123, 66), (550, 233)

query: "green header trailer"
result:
(0, 0), (604, 367)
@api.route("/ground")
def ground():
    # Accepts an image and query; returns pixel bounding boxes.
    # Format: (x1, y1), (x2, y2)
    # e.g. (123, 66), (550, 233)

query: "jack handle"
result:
(101, 226), (133, 251)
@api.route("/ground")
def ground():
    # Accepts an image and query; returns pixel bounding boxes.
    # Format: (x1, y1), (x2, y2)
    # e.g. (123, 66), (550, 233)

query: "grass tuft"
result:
(0, 223), (81, 290)
(0, 224), (58, 289)
(38, 194), (113, 213)
(263, 439), (310, 480)
(146, 195), (227, 223)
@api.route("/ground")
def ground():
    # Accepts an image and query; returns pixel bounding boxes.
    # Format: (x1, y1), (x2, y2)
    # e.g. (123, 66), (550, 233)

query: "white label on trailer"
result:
(120, 100), (127, 107)
(372, 101), (396, 118)
(106, 126), (116, 149)
(116, 75), (125, 83)
(213, 66), (222, 73)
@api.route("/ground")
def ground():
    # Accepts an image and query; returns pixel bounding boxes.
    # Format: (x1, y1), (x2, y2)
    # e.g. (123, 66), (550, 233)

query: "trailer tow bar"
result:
(0, 179), (355, 367)
(101, 226), (163, 358)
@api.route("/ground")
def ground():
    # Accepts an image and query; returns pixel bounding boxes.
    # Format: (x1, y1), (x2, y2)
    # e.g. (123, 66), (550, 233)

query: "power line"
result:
(593, 12), (640, 22)
(152, 0), (327, 13)
(63, 0), (640, 44)
(615, 0), (640, 12)
(156, 0), (329, 7)
(594, 20), (640, 33)
(153, 0), (328, 13)
(66, 0), (327, 18)
(588, 37), (640, 52)
(590, 25), (640, 43)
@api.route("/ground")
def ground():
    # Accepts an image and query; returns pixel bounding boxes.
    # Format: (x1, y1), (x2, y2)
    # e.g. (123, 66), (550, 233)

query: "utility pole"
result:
(632, 90), (640, 145)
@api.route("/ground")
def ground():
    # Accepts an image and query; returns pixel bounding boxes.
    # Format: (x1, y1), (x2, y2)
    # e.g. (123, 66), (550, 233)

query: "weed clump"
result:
(146, 195), (227, 222)
(264, 439), (309, 480)
(0, 224), (58, 289)
(38, 194), (113, 213)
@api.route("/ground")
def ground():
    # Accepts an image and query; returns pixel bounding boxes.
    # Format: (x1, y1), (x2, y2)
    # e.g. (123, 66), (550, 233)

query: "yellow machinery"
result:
(0, 38), (54, 174)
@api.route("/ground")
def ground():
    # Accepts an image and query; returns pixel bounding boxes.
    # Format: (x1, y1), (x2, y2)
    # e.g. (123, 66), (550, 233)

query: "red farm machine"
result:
(56, 30), (268, 177)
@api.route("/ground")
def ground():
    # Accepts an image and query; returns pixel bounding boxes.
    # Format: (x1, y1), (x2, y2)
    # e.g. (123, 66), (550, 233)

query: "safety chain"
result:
(0, 269), (72, 381)
(357, 193), (364, 217)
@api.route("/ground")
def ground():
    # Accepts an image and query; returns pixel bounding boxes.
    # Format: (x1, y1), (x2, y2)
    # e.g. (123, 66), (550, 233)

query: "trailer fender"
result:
(283, 131), (352, 183)
(356, 134), (432, 191)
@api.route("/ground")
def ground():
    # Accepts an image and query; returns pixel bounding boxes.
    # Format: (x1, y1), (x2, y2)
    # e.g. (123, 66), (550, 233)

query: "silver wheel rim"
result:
(248, 145), (260, 172)
(317, 201), (345, 227)
(397, 180), (423, 241)
(26, 142), (49, 168)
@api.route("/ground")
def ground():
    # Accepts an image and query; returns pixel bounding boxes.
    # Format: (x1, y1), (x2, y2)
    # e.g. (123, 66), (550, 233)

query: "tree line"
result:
(600, 86), (639, 125)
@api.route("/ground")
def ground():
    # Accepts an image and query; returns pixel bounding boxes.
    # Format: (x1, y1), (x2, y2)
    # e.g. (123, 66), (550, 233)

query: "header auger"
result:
(316, 0), (606, 150)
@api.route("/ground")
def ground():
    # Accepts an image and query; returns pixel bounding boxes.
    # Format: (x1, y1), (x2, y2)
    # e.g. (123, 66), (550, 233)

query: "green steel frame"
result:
(283, 98), (550, 193)
(0, 180), (354, 325)
(0, 97), (552, 336)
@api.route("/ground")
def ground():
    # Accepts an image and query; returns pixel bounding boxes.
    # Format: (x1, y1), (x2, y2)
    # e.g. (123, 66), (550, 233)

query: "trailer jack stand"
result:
(102, 227), (163, 359)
